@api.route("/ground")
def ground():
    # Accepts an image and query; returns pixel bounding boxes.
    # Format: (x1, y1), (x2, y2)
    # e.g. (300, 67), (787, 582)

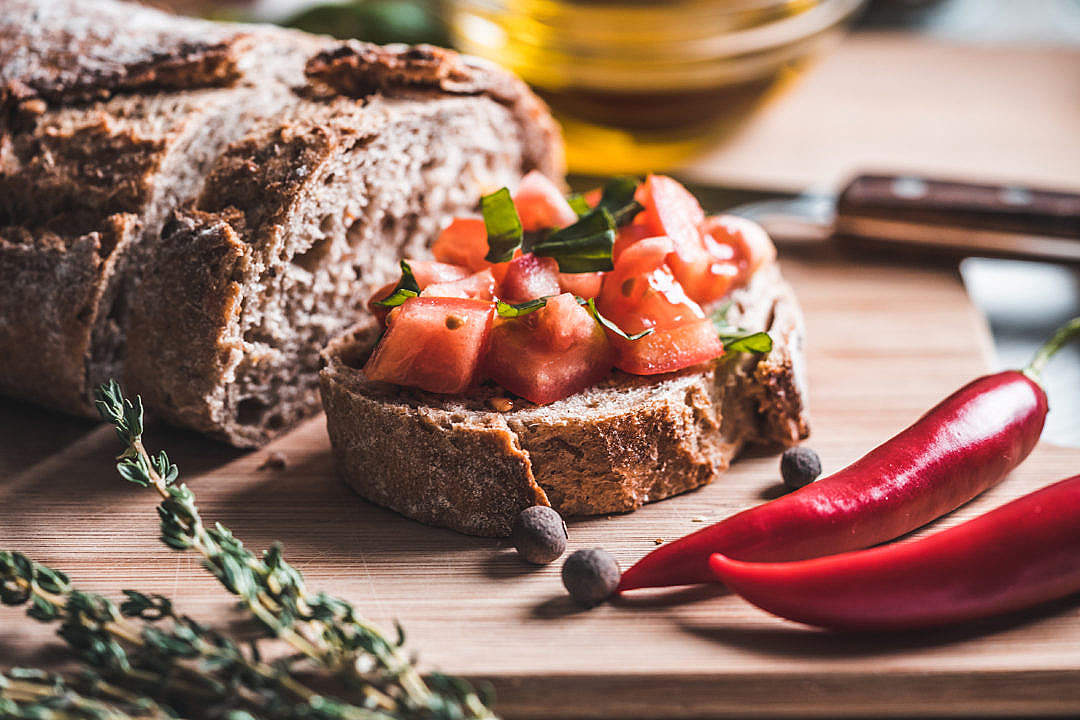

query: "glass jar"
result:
(444, 0), (864, 174)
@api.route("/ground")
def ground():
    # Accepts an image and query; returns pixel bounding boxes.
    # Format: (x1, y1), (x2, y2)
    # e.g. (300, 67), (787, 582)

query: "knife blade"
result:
(572, 173), (1080, 263)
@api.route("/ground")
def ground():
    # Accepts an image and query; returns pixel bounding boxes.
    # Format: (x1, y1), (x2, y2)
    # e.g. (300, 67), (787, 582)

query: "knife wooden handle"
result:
(835, 174), (1080, 261)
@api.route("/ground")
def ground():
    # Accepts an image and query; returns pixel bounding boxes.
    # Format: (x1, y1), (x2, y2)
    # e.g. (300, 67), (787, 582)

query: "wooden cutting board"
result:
(2, 249), (1080, 718)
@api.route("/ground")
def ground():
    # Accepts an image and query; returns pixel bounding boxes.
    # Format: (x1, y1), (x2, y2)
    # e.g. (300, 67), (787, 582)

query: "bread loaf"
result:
(0, 0), (563, 442)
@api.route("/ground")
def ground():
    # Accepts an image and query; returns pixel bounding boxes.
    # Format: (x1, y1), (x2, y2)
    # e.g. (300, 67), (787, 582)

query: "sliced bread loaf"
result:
(0, 0), (563, 439)
(319, 262), (810, 537)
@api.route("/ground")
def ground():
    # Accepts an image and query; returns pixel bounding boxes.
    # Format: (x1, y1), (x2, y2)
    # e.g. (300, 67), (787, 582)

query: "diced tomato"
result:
(422, 268), (497, 301)
(498, 253), (561, 304)
(484, 293), (613, 404)
(367, 281), (398, 324)
(513, 170), (578, 232)
(597, 235), (723, 375)
(364, 297), (494, 394)
(608, 319), (724, 376)
(636, 174), (744, 304)
(612, 221), (658, 263)
(558, 271), (603, 300)
(367, 259), (471, 324)
(408, 259), (470, 287)
(583, 188), (602, 208)
(700, 214), (777, 286)
(432, 218), (490, 271)
(636, 174), (705, 254)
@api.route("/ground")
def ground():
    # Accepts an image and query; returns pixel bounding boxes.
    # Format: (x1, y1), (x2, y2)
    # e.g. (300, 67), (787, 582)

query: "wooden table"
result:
(3, 248), (1080, 718)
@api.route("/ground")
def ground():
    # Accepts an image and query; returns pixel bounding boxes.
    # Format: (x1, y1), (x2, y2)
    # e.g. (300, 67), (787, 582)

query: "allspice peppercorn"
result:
(562, 548), (620, 608)
(511, 506), (567, 565)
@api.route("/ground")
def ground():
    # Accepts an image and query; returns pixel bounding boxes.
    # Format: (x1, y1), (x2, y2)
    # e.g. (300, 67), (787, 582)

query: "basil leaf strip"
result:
(496, 297), (548, 318)
(596, 176), (643, 226)
(710, 306), (773, 354)
(581, 297), (653, 341)
(372, 260), (420, 308)
(482, 187), (524, 263)
(566, 193), (591, 217)
(719, 330), (773, 354)
(531, 207), (616, 273)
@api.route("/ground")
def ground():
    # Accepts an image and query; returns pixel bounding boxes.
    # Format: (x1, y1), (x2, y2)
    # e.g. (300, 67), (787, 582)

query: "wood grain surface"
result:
(2, 250), (1080, 718)
(682, 35), (1080, 194)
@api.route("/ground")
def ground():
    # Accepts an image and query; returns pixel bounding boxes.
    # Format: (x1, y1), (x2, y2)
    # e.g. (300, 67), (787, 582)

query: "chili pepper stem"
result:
(1023, 317), (1080, 384)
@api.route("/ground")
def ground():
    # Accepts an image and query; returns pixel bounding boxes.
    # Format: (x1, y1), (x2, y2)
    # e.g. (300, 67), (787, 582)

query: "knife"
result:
(573, 173), (1080, 263)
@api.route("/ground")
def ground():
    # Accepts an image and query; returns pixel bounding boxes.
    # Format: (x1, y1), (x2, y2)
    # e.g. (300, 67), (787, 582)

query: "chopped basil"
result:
(566, 193), (591, 217)
(595, 176), (644, 226)
(372, 260), (420, 308)
(710, 305), (773, 354)
(495, 297), (548, 318)
(581, 297), (653, 341)
(720, 330), (773, 354)
(482, 187), (524, 263)
(531, 207), (616, 274)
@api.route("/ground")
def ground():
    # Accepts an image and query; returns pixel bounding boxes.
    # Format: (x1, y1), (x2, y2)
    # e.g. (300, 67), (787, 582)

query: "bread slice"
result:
(319, 263), (810, 537)
(124, 52), (563, 446)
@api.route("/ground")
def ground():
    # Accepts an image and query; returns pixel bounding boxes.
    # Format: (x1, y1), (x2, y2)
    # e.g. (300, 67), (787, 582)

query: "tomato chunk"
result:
(432, 218), (490, 271)
(484, 293), (613, 404)
(513, 170), (578, 232)
(498, 253), (561, 304)
(636, 174), (749, 304)
(423, 268), (497, 301)
(364, 297), (494, 394)
(700, 214), (777, 286)
(609, 319), (724, 376)
(558, 271), (603, 300)
(597, 235), (722, 375)
(612, 220), (660, 263)
(368, 259), (471, 323)
(636, 174), (705, 255)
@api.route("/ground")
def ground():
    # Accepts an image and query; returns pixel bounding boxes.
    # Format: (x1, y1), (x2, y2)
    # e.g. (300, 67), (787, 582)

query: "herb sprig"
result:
(0, 381), (497, 720)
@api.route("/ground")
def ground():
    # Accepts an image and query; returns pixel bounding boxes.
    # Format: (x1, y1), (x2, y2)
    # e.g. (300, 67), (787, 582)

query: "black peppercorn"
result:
(511, 506), (567, 565)
(781, 446), (822, 490)
(561, 548), (620, 608)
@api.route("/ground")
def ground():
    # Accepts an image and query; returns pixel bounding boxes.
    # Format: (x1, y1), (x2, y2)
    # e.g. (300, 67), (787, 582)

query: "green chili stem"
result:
(1024, 316), (1080, 383)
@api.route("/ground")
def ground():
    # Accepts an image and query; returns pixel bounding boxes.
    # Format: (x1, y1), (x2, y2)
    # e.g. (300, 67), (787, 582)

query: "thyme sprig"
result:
(0, 668), (179, 720)
(0, 381), (497, 720)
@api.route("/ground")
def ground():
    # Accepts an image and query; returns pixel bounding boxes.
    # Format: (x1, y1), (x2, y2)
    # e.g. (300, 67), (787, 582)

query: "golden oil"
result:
(445, 0), (862, 174)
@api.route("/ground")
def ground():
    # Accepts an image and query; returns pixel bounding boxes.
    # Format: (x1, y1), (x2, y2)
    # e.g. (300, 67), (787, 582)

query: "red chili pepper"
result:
(710, 472), (1080, 630)
(618, 318), (1079, 592)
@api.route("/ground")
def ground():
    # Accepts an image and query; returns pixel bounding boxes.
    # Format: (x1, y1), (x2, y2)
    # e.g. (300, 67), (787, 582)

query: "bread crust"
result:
(305, 42), (564, 179)
(319, 263), (810, 536)
(1, 0), (247, 110)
